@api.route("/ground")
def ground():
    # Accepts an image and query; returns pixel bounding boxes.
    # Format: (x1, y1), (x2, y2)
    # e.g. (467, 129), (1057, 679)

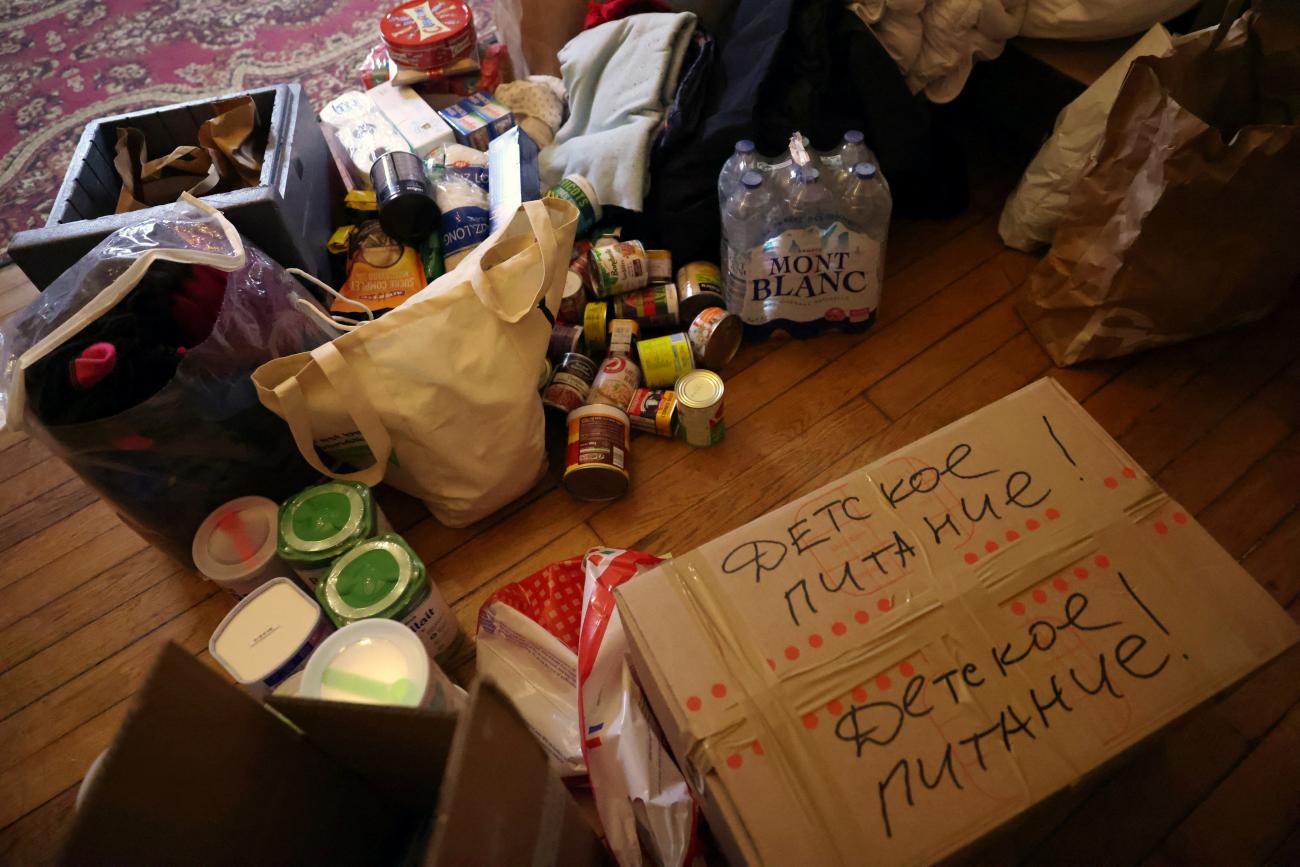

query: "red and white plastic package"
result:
(476, 557), (587, 776)
(579, 548), (701, 867)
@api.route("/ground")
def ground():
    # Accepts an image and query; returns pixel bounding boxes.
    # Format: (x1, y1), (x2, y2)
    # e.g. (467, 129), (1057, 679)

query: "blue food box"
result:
(436, 92), (515, 151)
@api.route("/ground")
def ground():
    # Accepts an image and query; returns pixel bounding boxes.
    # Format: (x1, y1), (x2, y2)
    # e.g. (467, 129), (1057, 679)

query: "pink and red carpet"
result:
(0, 0), (403, 255)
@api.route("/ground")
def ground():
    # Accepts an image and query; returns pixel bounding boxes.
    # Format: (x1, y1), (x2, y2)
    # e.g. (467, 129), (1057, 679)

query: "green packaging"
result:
(277, 481), (382, 585)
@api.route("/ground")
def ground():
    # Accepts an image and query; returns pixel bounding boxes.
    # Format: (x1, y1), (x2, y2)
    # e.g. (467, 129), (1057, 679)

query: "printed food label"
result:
(730, 223), (881, 326)
(403, 2), (452, 39)
(403, 589), (459, 656)
(440, 205), (490, 256)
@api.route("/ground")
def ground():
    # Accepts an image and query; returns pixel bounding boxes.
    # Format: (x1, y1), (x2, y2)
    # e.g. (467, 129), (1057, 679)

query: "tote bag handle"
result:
(468, 198), (574, 323)
(272, 341), (393, 486)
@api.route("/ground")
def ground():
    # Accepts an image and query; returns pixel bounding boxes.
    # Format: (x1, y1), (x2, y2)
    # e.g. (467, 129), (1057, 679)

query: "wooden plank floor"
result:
(2, 170), (1299, 863)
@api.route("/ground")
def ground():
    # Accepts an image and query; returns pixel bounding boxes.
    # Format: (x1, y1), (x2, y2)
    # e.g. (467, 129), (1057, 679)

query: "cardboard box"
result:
(617, 378), (1299, 866)
(438, 92), (515, 151)
(62, 643), (611, 866)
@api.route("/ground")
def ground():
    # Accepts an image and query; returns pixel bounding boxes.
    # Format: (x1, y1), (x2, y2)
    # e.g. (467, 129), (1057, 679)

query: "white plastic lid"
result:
(209, 578), (322, 684)
(192, 496), (280, 585)
(300, 619), (430, 707)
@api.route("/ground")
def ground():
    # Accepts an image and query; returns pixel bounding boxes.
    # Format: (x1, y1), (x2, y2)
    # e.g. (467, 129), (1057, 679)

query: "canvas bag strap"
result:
(468, 198), (567, 324)
(271, 341), (392, 486)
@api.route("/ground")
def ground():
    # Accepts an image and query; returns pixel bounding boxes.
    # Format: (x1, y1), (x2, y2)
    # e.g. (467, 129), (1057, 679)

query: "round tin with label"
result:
(545, 175), (602, 235)
(588, 354), (642, 409)
(317, 534), (462, 664)
(626, 388), (678, 437)
(380, 0), (476, 69)
(563, 405), (631, 501)
(609, 282), (680, 333)
(645, 249), (673, 283)
(687, 306), (743, 370)
(193, 496), (287, 599)
(675, 261), (727, 323)
(637, 332), (695, 388)
(584, 301), (609, 355)
(559, 270), (589, 323)
(548, 322), (584, 363)
(589, 240), (649, 297)
(676, 369), (726, 447)
(543, 351), (597, 415)
(278, 482), (387, 587)
(209, 578), (330, 697)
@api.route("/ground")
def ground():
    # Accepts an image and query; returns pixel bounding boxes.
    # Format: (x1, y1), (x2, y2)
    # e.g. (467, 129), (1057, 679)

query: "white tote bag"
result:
(253, 197), (578, 527)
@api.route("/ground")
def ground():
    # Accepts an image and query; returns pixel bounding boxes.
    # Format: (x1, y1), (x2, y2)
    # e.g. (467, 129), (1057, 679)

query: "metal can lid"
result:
(380, 0), (473, 51)
(567, 403), (631, 425)
(321, 535), (426, 622)
(279, 482), (369, 555)
(675, 369), (725, 408)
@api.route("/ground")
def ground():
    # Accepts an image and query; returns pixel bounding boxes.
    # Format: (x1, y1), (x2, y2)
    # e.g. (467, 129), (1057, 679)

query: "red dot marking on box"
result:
(712, 683), (727, 699)
(1046, 508), (1061, 521)
(1174, 512), (1188, 525)
(1095, 555), (1110, 569)
(1123, 467), (1137, 479)
(852, 686), (868, 703)
(1155, 521), (1169, 535)
(1032, 589), (1048, 604)
(752, 740), (764, 756)
(964, 552), (979, 564)
(900, 661), (916, 677)
(1104, 477), (1118, 489)
(876, 674), (892, 690)
(1011, 600), (1026, 616)
(1006, 530), (1020, 542)
(767, 658), (776, 670)
(827, 699), (844, 715)
(802, 713), (819, 729)
(854, 609), (870, 624)
(985, 540), (999, 554)
(1074, 567), (1089, 580)
(687, 696), (702, 712)
(831, 621), (847, 636)
(727, 754), (743, 769)
(877, 598), (892, 613)
(1053, 577), (1069, 592)
(785, 646), (800, 661)
(809, 634), (824, 649)
(1026, 518), (1040, 531)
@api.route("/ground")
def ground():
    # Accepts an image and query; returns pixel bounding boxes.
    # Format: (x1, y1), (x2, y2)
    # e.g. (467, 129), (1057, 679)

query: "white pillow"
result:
(1021, 0), (1196, 40)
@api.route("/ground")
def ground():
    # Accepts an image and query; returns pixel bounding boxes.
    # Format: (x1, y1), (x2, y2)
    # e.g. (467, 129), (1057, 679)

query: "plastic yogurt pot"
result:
(316, 534), (462, 665)
(192, 496), (286, 598)
(208, 578), (329, 697)
(277, 481), (388, 586)
(300, 619), (432, 708)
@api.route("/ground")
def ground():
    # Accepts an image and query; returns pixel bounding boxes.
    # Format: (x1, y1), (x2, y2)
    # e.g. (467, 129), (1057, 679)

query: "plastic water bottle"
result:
(718, 140), (759, 208)
(842, 162), (892, 240)
(721, 170), (773, 312)
(789, 167), (832, 223)
(837, 130), (872, 173)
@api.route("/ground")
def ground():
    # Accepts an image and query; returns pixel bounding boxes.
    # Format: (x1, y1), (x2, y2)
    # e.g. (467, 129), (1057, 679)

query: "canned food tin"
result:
(317, 534), (464, 664)
(564, 404), (631, 501)
(609, 283), (680, 333)
(637, 332), (695, 388)
(539, 357), (553, 391)
(676, 370), (725, 447)
(608, 318), (640, 354)
(646, 249), (673, 283)
(626, 388), (678, 437)
(380, 0), (477, 70)
(559, 271), (588, 324)
(542, 352), (597, 414)
(545, 175), (602, 235)
(588, 354), (642, 409)
(589, 240), (649, 297)
(687, 306), (743, 370)
(676, 261), (728, 323)
(584, 302), (609, 355)
(548, 322), (584, 363)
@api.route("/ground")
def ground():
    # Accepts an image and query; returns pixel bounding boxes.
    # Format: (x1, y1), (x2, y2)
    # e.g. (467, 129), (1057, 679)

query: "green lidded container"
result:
(315, 534), (462, 665)
(278, 481), (384, 585)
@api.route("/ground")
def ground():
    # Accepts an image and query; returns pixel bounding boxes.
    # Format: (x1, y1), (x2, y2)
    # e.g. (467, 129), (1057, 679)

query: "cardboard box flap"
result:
(617, 378), (1299, 866)
(425, 678), (612, 866)
(62, 643), (417, 866)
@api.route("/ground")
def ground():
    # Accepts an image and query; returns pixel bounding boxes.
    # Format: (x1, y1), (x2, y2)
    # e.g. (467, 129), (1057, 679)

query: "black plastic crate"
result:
(10, 84), (332, 289)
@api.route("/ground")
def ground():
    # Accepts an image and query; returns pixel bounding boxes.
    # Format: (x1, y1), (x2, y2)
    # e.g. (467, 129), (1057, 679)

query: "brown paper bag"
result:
(1019, 0), (1300, 366)
(114, 95), (263, 213)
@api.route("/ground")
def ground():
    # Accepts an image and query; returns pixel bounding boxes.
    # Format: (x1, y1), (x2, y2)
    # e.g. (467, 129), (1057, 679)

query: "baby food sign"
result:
(618, 379), (1298, 867)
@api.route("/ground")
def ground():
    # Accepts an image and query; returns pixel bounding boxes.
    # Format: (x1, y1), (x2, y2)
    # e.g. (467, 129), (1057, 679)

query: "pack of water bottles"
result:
(719, 131), (892, 338)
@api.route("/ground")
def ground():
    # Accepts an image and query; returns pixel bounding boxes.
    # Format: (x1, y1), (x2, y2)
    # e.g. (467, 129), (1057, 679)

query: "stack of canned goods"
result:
(531, 219), (739, 503)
